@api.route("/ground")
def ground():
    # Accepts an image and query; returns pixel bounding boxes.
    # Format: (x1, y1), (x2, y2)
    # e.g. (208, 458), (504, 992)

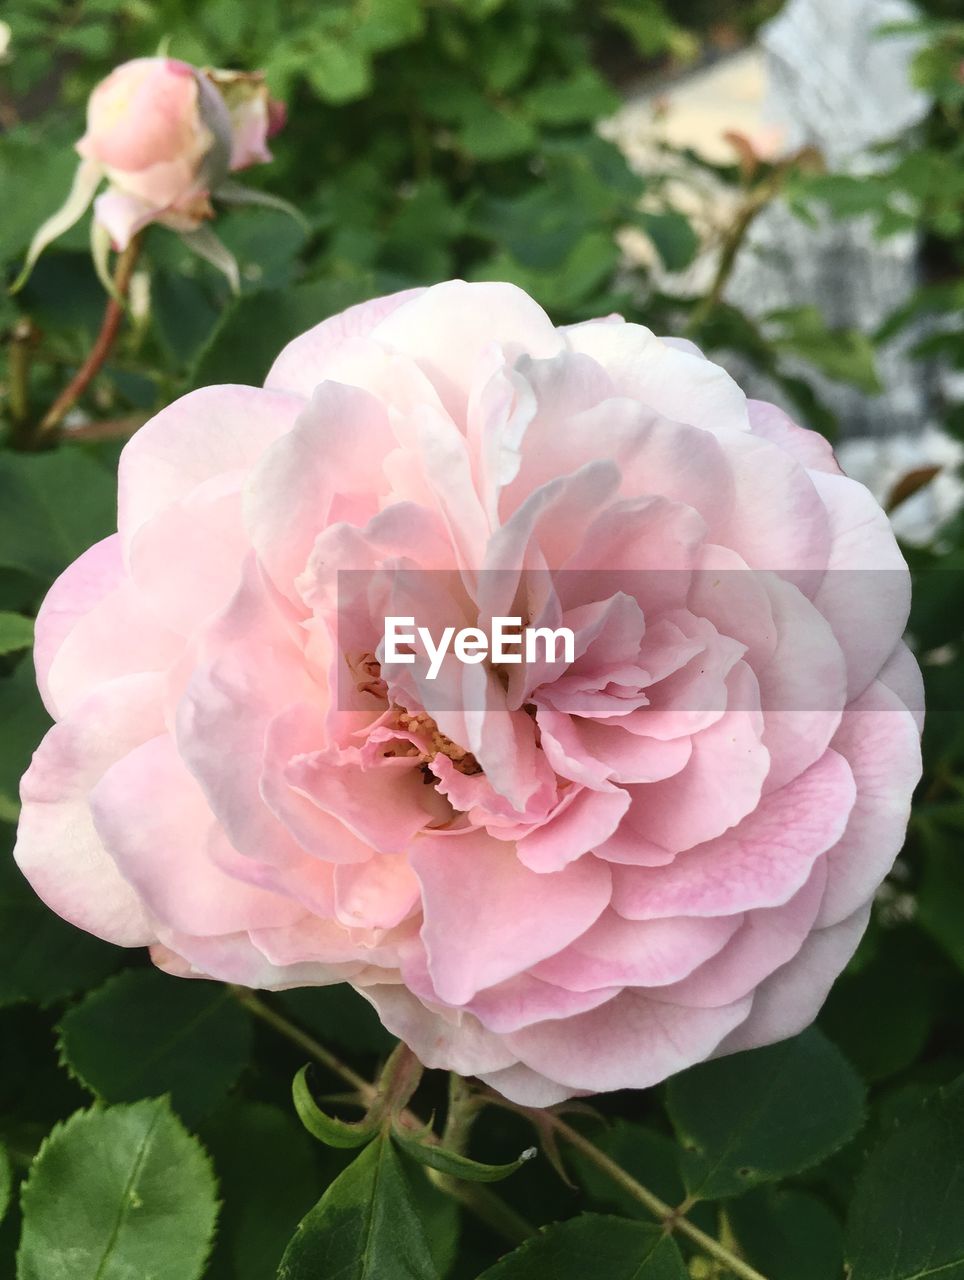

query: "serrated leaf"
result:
(277, 1133), (439, 1280)
(666, 1029), (865, 1200)
(57, 969), (252, 1125)
(292, 1066), (380, 1149)
(476, 1214), (687, 1278)
(201, 1101), (321, 1280)
(17, 1099), (218, 1280)
(0, 614), (34, 657)
(728, 1187), (844, 1280)
(393, 1128), (536, 1183)
(846, 1076), (964, 1279)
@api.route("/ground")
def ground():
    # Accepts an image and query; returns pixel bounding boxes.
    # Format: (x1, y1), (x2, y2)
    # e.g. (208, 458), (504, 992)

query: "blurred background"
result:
(1, 3), (963, 1277)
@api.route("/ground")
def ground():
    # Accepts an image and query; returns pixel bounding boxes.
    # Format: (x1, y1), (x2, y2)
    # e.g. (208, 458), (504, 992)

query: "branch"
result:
(34, 233), (143, 443)
(481, 1092), (770, 1280)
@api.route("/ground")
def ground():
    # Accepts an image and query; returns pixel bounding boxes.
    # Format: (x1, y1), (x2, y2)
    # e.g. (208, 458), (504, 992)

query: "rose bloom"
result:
(77, 57), (282, 249)
(15, 283), (922, 1105)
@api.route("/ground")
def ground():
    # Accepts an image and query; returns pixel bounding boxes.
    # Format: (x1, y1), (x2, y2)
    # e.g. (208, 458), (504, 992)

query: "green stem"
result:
(233, 1000), (536, 1247)
(479, 1092), (768, 1280)
(548, 1116), (768, 1280)
(230, 987), (377, 1103)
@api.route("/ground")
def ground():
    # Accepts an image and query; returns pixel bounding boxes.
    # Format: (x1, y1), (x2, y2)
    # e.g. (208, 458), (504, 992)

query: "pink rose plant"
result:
(14, 282), (922, 1104)
(14, 56), (287, 292)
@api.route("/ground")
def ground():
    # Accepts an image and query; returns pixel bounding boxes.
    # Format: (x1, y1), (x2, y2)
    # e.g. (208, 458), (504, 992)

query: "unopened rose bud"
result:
(77, 57), (232, 249)
(12, 55), (294, 295)
(205, 68), (286, 172)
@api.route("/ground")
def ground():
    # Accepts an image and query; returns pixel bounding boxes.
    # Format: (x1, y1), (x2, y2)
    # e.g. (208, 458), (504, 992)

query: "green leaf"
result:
(0, 614), (34, 657)
(633, 210), (700, 273)
(457, 106), (537, 162)
(0, 1142), (12, 1224)
(918, 825), (964, 974)
(846, 1077), (964, 1280)
(56, 969), (252, 1124)
(277, 1133), (439, 1280)
(292, 1066), (380, 1149)
(0, 447), (116, 587)
(0, 821), (120, 1004)
(392, 1128), (536, 1182)
(666, 1029), (865, 1200)
(476, 1214), (688, 1278)
(523, 69), (619, 126)
(767, 305), (882, 394)
(17, 1099), (218, 1280)
(818, 928), (942, 1081)
(728, 1188), (844, 1280)
(305, 36), (372, 104)
(201, 1101), (321, 1280)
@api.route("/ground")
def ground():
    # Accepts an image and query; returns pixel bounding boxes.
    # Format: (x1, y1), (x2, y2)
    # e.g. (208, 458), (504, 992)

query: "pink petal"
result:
(615, 663), (769, 853)
(747, 399), (840, 474)
(410, 831), (611, 1004)
(815, 678), (922, 928)
(654, 861), (828, 1008)
(265, 289), (427, 397)
(370, 280), (564, 423)
(531, 910), (743, 992)
(506, 987), (753, 1093)
(563, 318), (751, 435)
(334, 855), (421, 929)
(15, 674), (162, 946)
(90, 734), (303, 935)
(465, 972), (620, 1034)
(810, 470), (911, 699)
(358, 981), (518, 1075)
(712, 906), (871, 1057)
(119, 384), (303, 557)
(612, 748), (855, 919)
(514, 784), (630, 872)
(33, 535), (126, 716)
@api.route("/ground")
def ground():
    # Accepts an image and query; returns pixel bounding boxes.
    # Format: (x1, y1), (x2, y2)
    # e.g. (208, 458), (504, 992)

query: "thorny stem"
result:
(230, 993), (536, 1245)
(35, 233), (143, 443)
(482, 1094), (770, 1280)
(234, 1001), (758, 1270)
(231, 987), (377, 1104)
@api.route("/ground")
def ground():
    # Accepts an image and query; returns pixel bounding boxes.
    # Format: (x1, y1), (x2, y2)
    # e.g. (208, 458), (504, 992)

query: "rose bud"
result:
(13, 56), (294, 295)
(206, 68), (287, 172)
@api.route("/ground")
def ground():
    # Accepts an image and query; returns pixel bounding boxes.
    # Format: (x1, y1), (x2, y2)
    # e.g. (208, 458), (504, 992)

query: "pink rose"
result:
(15, 282), (922, 1105)
(73, 58), (285, 251)
(77, 57), (232, 248)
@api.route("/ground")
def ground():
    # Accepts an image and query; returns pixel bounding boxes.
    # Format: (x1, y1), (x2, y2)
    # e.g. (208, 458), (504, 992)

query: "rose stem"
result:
(230, 995), (536, 1244)
(35, 232), (143, 443)
(230, 986), (378, 1103)
(549, 1115), (769, 1280)
(482, 1094), (770, 1280)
